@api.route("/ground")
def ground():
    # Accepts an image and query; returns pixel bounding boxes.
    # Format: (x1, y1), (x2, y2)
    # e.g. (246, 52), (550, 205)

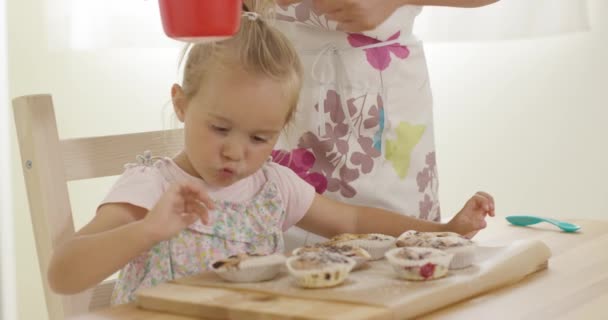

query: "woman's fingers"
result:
(324, 9), (348, 23)
(312, 0), (344, 13)
(276, 0), (303, 5)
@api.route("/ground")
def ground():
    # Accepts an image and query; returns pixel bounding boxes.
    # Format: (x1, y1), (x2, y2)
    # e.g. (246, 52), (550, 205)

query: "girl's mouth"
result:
(218, 168), (235, 179)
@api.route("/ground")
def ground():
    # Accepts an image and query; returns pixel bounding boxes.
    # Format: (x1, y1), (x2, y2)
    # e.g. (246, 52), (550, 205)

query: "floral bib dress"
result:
(274, 3), (441, 226)
(104, 157), (297, 304)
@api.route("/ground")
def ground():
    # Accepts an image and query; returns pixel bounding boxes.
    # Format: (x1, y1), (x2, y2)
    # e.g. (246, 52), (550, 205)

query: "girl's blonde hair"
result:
(179, 3), (302, 123)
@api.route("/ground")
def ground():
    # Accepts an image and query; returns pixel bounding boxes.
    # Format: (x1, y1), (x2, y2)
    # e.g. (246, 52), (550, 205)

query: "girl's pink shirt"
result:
(100, 157), (315, 231)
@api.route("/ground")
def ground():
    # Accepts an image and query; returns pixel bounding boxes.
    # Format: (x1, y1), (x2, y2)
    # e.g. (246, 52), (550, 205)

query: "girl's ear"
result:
(171, 84), (187, 122)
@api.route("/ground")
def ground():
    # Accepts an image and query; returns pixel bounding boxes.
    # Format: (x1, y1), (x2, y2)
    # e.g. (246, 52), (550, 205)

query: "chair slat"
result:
(61, 129), (183, 181)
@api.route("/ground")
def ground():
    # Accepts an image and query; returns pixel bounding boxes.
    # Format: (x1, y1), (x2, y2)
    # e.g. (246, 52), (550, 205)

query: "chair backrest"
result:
(12, 94), (184, 320)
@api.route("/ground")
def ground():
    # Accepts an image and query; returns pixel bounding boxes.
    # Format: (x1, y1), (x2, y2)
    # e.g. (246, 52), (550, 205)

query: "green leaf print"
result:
(385, 122), (426, 179)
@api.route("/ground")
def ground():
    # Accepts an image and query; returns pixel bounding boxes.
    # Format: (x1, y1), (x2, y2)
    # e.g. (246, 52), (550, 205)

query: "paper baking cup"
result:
(292, 245), (371, 271)
(421, 237), (475, 270)
(385, 247), (453, 281)
(286, 252), (356, 289)
(443, 245), (476, 269)
(211, 254), (286, 283)
(396, 231), (466, 246)
(333, 234), (396, 260)
(396, 231), (475, 269)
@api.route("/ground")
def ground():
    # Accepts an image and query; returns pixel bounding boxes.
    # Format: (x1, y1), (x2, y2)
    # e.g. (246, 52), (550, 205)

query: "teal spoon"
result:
(505, 215), (581, 233)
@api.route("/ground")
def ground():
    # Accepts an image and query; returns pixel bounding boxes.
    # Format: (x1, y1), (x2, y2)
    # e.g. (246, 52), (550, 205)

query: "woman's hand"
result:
(447, 191), (495, 238)
(143, 181), (215, 242)
(276, 0), (404, 32)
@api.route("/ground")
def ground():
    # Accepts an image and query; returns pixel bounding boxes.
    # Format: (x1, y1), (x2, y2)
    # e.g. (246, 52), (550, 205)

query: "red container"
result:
(158, 0), (242, 42)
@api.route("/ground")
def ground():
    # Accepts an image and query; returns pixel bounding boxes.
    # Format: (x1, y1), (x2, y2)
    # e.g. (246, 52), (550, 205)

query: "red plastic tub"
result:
(158, 0), (242, 42)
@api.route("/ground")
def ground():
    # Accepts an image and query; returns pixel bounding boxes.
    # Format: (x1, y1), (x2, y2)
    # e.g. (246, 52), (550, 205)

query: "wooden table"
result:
(70, 218), (608, 320)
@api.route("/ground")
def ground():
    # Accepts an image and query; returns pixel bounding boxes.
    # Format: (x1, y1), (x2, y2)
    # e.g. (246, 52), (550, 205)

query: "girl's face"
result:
(172, 67), (291, 188)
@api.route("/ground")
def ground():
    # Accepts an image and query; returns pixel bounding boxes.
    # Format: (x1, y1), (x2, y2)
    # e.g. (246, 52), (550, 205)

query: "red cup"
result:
(158, 0), (242, 42)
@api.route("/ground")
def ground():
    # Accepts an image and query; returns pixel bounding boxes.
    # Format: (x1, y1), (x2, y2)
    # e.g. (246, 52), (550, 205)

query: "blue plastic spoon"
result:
(505, 215), (581, 233)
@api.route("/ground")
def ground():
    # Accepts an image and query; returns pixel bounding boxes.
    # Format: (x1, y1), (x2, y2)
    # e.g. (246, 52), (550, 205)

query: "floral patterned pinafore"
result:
(111, 167), (286, 304)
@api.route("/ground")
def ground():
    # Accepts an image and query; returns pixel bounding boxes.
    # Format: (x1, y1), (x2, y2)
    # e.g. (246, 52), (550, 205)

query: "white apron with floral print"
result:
(273, 2), (440, 231)
(111, 167), (286, 304)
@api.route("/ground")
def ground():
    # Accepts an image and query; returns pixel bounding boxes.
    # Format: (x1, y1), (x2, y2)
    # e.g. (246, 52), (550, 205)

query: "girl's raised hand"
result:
(447, 191), (495, 238)
(276, 0), (403, 33)
(143, 181), (215, 242)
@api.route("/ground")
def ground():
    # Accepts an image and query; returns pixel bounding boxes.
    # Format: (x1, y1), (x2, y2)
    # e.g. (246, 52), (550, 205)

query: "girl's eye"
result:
(252, 136), (268, 143)
(211, 125), (229, 133)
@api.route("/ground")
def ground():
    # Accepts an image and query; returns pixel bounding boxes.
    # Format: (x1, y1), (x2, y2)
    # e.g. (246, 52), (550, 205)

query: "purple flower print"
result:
(298, 90), (384, 198)
(347, 31), (410, 71)
(417, 168), (431, 193)
(271, 148), (328, 194)
(416, 152), (440, 221)
(276, 1), (331, 29)
(419, 194), (433, 220)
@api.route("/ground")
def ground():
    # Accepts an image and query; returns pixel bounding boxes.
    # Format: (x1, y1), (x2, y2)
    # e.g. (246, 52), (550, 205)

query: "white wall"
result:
(1, 0), (16, 318)
(7, 1), (181, 319)
(7, 0), (608, 319)
(428, 1), (608, 219)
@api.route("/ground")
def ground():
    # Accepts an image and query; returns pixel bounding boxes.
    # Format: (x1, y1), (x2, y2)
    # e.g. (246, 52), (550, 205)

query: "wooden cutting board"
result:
(136, 240), (550, 320)
(136, 283), (392, 320)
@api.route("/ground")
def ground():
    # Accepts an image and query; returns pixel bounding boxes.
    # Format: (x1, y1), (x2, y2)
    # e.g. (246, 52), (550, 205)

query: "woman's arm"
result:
(297, 193), (493, 239)
(401, 0), (499, 7)
(276, 0), (499, 9)
(275, 0), (499, 32)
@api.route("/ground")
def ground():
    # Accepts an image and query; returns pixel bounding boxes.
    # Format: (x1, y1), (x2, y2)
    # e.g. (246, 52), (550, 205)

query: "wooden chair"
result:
(12, 94), (184, 320)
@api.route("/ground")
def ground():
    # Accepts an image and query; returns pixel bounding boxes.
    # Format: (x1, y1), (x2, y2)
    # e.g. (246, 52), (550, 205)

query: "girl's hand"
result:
(143, 181), (215, 242)
(276, 0), (403, 33)
(446, 191), (495, 238)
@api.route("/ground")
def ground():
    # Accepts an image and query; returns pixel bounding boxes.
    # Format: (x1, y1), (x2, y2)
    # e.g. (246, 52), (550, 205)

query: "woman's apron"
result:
(274, 2), (441, 248)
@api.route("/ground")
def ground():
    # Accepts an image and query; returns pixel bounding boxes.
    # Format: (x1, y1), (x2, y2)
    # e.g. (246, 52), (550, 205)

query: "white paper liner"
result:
(402, 231), (462, 239)
(331, 233), (396, 260)
(397, 231), (472, 247)
(211, 254), (286, 283)
(385, 247), (453, 281)
(396, 231), (475, 269)
(443, 245), (476, 269)
(286, 252), (356, 288)
(292, 245), (371, 270)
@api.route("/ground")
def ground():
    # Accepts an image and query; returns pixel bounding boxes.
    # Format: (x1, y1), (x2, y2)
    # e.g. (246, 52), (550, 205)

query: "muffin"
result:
(292, 243), (371, 270)
(286, 251), (356, 288)
(385, 247), (453, 281)
(210, 253), (286, 282)
(328, 233), (396, 260)
(396, 230), (475, 269)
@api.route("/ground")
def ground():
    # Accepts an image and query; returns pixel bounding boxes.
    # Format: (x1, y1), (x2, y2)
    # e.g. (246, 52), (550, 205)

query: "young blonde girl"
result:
(47, 10), (495, 304)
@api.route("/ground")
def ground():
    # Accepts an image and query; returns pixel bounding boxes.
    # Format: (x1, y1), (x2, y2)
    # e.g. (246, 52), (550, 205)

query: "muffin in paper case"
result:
(286, 251), (356, 288)
(397, 230), (463, 243)
(328, 233), (396, 260)
(292, 243), (371, 270)
(210, 253), (286, 283)
(385, 247), (453, 281)
(396, 230), (476, 269)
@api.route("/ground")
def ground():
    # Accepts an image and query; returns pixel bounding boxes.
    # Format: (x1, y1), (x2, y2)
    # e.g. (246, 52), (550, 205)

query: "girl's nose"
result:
(221, 139), (244, 161)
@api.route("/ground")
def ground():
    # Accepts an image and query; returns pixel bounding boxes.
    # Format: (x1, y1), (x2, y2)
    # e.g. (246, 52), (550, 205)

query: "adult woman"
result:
(260, 0), (498, 246)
